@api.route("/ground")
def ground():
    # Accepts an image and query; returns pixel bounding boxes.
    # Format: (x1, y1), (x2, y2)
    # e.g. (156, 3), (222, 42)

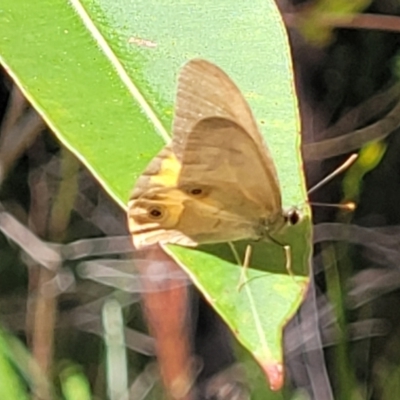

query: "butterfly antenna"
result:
(309, 201), (356, 211)
(307, 153), (358, 195)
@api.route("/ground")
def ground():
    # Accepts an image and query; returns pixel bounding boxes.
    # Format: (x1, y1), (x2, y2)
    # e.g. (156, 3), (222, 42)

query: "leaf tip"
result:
(263, 362), (284, 391)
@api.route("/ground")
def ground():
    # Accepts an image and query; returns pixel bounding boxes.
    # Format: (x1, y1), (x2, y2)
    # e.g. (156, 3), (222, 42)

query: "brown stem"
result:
(284, 12), (400, 34)
(135, 245), (195, 400)
(27, 143), (78, 399)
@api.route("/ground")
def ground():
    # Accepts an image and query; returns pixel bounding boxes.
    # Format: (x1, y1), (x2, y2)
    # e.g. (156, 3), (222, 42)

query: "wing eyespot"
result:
(130, 202), (168, 223)
(189, 187), (203, 196)
(181, 184), (210, 198)
(147, 205), (165, 220)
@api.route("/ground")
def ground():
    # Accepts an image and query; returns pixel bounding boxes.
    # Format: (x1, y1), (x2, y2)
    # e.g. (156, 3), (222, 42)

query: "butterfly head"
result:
(256, 207), (302, 240)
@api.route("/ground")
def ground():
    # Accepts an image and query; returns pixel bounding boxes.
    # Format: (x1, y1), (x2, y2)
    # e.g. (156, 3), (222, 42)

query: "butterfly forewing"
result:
(175, 59), (282, 210)
(174, 61), (277, 162)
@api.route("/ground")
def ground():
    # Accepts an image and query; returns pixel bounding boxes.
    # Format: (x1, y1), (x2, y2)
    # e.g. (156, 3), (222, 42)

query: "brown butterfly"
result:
(128, 59), (299, 249)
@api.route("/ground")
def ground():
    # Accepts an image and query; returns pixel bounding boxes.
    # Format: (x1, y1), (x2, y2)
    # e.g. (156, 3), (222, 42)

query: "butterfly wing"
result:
(128, 145), (199, 248)
(128, 59), (283, 248)
(174, 59), (282, 213)
(179, 117), (282, 216)
(128, 140), (262, 246)
(172, 60), (278, 175)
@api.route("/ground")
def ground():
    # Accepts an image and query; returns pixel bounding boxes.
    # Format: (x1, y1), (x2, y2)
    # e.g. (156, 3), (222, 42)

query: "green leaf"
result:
(60, 363), (92, 400)
(0, 327), (53, 399)
(0, 0), (303, 208)
(165, 214), (310, 390)
(0, 0), (311, 390)
(294, 0), (372, 46)
(0, 330), (29, 400)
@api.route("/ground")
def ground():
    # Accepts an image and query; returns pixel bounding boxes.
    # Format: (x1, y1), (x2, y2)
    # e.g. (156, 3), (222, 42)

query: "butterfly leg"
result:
(227, 242), (253, 291)
(237, 244), (253, 291)
(267, 235), (294, 279)
(283, 244), (293, 279)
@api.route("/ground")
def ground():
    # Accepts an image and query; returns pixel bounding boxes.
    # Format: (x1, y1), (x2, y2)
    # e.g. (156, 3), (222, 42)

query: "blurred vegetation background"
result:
(1, 0), (400, 399)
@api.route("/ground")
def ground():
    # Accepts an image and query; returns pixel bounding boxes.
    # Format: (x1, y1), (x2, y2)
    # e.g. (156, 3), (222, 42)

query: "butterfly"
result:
(128, 59), (300, 250)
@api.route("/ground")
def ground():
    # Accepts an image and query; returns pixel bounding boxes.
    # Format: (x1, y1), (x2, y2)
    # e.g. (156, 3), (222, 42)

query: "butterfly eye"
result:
(147, 206), (165, 220)
(285, 209), (301, 225)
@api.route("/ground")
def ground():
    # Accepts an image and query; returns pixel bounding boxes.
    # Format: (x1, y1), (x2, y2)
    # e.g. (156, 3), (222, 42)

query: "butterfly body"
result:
(128, 59), (298, 249)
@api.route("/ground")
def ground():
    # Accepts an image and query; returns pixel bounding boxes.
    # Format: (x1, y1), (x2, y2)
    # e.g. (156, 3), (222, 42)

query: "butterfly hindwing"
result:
(179, 117), (281, 219)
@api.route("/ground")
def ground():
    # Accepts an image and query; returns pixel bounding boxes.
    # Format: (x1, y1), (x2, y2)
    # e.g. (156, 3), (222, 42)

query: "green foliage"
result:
(0, 329), (29, 400)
